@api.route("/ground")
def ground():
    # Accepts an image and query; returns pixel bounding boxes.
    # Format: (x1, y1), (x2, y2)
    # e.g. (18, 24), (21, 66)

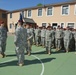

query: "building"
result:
(7, 1), (76, 33)
(0, 9), (8, 27)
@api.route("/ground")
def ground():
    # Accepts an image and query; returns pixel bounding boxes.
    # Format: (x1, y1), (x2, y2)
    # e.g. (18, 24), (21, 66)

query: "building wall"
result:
(32, 4), (76, 28)
(7, 3), (76, 33)
(7, 12), (20, 33)
(0, 10), (7, 27)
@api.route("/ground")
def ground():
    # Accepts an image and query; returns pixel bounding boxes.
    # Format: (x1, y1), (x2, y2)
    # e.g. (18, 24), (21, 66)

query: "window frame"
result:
(27, 10), (32, 18)
(10, 13), (12, 18)
(2, 13), (7, 18)
(42, 22), (47, 27)
(67, 22), (75, 28)
(61, 5), (70, 16)
(46, 7), (53, 16)
(37, 8), (43, 17)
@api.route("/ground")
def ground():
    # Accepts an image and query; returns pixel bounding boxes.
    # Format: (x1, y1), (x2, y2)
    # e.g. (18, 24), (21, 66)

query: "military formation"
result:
(0, 20), (76, 66)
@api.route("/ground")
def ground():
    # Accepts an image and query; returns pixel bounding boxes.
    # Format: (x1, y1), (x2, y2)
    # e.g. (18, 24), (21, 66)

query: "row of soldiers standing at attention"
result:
(0, 20), (76, 66)
(31, 24), (76, 54)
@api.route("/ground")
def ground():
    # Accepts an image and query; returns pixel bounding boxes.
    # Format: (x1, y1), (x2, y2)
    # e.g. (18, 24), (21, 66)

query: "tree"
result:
(37, 3), (43, 6)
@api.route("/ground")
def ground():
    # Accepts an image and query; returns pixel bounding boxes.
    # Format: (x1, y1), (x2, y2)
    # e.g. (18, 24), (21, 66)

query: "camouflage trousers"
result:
(15, 46), (25, 64)
(55, 38), (61, 49)
(64, 39), (70, 50)
(26, 40), (32, 52)
(35, 35), (38, 45)
(41, 37), (45, 46)
(75, 39), (76, 51)
(46, 40), (52, 51)
(0, 41), (6, 54)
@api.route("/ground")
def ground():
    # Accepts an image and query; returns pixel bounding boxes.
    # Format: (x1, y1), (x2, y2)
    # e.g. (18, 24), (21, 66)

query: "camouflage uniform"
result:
(0, 26), (7, 56)
(73, 31), (76, 51)
(64, 30), (72, 52)
(55, 28), (62, 50)
(14, 26), (27, 64)
(26, 28), (33, 55)
(51, 29), (55, 48)
(41, 29), (46, 47)
(45, 29), (52, 54)
(35, 28), (41, 46)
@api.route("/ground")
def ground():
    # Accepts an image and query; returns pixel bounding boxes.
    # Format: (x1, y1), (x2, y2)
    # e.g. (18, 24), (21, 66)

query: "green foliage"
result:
(37, 3), (43, 6)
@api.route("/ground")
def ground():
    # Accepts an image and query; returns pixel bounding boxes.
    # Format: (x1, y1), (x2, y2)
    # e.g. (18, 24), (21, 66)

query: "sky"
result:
(0, 0), (70, 11)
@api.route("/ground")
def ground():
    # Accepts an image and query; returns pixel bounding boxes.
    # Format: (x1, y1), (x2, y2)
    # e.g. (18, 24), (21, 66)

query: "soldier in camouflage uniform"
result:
(73, 29), (76, 54)
(51, 27), (55, 48)
(45, 26), (52, 55)
(29, 25), (35, 44)
(60, 27), (64, 49)
(55, 26), (62, 51)
(26, 24), (33, 56)
(35, 26), (41, 46)
(14, 20), (27, 66)
(63, 26), (73, 53)
(41, 26), (46, 47)
(0, 21), (7, 58)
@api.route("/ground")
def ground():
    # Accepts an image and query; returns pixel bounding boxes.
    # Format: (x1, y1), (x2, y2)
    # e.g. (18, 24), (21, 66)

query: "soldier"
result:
(64, 26), (73, 53)
(0, 21), (7, 58)
(45, 26), (52, 55)
(60, 27), (64, 49)
(14, 20), (27, 66)
(41, 26), (46, 47)
(35, 26), (41, 46)
(29, 25), (34, 45)
(38, 27), (41, 46)
(74, 29), (76, 54)
(51, 27), (56, 48)
(26, 24), (33, 56)
(55, 25), (62, 51)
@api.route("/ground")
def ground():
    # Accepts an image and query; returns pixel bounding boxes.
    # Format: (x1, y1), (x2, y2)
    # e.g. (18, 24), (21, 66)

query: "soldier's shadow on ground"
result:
(6, 51), (48, 57)
(31, 51), (47, 55)
(0, 57), (56, 67)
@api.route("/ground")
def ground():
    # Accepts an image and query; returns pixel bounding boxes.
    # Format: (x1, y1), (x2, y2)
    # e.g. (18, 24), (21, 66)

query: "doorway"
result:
(52, 23), (58, 28)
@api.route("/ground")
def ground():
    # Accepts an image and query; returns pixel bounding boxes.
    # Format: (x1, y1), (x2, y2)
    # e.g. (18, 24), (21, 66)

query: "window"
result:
(67, 23), (74, 28)
(42, 23), (47, 27)
(47, 7), (53, 16)
(2, 13), (6, 18)
(28, 10), (31, 17)
(10, 23), (12, 29)
(61, 23), (64, 28)
(62, 5), (69, 15)
(21, 11), (24, 18)
(38, 8), (42, 16)
(10, 13), (12, 18)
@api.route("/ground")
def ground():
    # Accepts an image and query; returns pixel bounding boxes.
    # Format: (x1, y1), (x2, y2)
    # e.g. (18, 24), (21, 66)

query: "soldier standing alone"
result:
(14, 20), (27, 66)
